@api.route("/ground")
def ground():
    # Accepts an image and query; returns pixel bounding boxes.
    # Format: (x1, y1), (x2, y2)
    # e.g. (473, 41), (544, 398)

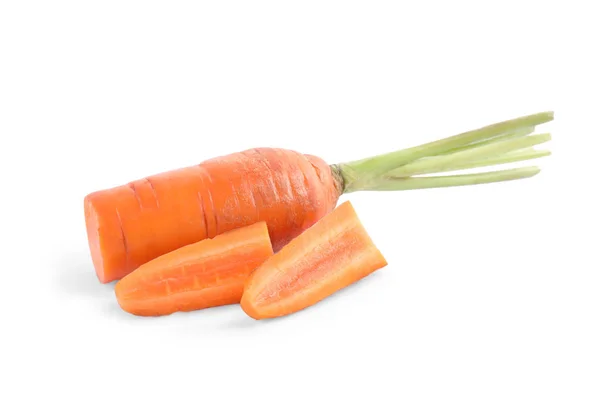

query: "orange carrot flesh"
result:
(115, 221), (273, 316)
(85, 149), (339, 283)
(240, 201), (387, 320)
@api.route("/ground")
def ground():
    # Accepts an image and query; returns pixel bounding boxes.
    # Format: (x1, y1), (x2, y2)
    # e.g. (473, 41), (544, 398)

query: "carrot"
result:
(114, 221), (273, 316)
(85, 111), (553, 283)
(85, 149), (339, 283)
(240, 201), (387, 319)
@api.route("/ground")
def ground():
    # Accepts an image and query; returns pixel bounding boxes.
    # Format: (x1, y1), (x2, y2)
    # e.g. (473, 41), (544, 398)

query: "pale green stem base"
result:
(334, 111), (553, 194)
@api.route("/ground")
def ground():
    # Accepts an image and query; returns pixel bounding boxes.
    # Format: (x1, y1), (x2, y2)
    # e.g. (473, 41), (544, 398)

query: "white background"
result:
(1, 1), (598, 399)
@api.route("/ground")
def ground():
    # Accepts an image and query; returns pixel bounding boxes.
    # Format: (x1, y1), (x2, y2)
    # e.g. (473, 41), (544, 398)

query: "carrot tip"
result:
(240, 298), (261, 320)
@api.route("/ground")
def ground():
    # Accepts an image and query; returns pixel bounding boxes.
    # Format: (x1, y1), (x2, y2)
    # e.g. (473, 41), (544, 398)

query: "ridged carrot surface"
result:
(85, 149), (338, 283)
(240, 201), (388, 319)
(85, 112), (553, 284)
(115, 221), (273, 316)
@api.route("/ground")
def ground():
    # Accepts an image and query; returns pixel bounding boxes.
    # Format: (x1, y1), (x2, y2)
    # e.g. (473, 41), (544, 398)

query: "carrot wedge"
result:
(115, 221), (273, 316)
(240, 201), (387, 319)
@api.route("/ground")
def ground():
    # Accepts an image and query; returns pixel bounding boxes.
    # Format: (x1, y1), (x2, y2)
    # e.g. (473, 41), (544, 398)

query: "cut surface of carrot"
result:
(240, 201), (387, 319)
(115, 221), (273, 316)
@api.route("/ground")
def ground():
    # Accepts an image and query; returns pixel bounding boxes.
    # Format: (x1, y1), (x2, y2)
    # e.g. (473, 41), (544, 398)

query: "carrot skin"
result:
(114, 221), (273, 316)
(240, 201), (387, 320)
(85, 148), (340, 283)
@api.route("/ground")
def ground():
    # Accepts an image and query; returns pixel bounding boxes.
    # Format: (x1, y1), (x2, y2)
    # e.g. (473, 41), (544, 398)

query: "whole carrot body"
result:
(241, 201), (387, 319)
(115, 221), (273, 316)
(85, 112), (553, 283)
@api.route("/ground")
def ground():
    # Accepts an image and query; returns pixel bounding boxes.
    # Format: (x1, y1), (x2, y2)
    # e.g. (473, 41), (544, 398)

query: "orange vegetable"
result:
(115, 221), (273, 316)
(85, 112), (553, 283)
(85, 149), (338, 283)
(240, 201), (387, 319)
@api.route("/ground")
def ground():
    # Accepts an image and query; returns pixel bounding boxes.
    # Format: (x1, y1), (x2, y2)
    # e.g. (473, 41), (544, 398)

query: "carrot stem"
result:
(387, 133), (551, 177)
(418, 148), (551, 174)
(335, 111), (553, 193)
(437, 126), (535, 155)
(358, 167), (541, 191)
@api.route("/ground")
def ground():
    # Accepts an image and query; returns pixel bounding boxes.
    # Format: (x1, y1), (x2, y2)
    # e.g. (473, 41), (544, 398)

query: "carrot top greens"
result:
(335, 111), (553, 193)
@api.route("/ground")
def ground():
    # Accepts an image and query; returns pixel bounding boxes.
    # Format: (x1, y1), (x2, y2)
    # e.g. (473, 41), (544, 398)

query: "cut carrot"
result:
(85, 149), (339, 283)
(115, 221), (273, 316)
(240, 201), (388, 319)
(85, 112), (553, 283)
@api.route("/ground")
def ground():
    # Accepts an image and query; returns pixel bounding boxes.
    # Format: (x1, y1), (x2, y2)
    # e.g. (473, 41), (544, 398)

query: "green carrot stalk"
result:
(419, 148), (551, 174)
(387, 133), (551, 177)
(437, 126), (535, 155)
(334, 111), (553, 193)
(355, 167), (541, 192)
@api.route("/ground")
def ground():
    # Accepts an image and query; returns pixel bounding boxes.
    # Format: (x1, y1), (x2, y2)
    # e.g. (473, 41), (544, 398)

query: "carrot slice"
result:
(240, 201), (387, 319)
(115, 221), (273, 316)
